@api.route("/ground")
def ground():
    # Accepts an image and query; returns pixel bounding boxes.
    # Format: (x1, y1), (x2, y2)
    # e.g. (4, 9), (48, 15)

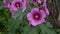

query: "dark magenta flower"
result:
(27, 8), (46, 26)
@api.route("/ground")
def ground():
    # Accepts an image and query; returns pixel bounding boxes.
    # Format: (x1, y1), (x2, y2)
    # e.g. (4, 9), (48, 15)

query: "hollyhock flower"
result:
(3, 0), (28, 15)
(3, 0), (22, 15)
(27, 8), (46, 26)
(10, 0), (22, 12)
(22, 0), (29, 12)
(3, 0), (10, 8)
(32, 0), (41, 5)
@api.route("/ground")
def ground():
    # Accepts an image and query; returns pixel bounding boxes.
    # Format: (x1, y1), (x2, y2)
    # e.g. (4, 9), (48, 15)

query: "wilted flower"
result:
(27, 8), (46, 26)
(32, 0), (41, 5)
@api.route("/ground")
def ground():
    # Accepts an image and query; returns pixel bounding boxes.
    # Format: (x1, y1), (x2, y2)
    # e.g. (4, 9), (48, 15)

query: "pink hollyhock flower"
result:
(32, 0), (41, 5)
(10, 0), (22, 12)
(3, 0), (22, 15)
(27, 8), (46, 26)
(3, 0), (10, 8)
(8, 0), (22, 15)
(22, 0), (29, 12)
(3, 0), (28, 15)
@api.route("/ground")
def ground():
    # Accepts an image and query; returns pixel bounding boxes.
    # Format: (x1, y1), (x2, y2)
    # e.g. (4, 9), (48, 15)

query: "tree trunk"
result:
(46, 0), (60, 28)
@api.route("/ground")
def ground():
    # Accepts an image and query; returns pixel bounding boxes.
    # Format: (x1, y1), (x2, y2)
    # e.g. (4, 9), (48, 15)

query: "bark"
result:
(46, 0), (60, 28)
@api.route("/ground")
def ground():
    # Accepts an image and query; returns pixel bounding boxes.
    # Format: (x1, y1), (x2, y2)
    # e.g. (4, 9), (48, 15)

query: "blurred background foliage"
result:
(0, 0), (60, 34)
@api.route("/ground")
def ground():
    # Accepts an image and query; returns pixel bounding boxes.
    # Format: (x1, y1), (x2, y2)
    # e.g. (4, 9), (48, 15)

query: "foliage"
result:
(0, 0), (60, 34)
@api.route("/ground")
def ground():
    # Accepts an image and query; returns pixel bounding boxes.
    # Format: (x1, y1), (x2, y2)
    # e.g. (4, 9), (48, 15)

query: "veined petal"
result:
(27, 13), (33, 21)
(30, 18), (45, 26)
(40, 10), (46, 18)
(31, 8), (39, 13)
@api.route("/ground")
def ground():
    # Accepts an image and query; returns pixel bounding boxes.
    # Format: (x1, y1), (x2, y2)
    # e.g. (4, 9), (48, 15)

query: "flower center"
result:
(33, 13), (40, 20)
(33, 0), (37, 2)
(15, 2), (20, 8)
(35, 15), (39, 18)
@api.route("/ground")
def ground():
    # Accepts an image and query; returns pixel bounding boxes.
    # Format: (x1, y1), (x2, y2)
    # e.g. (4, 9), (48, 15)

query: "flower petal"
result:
(37, 0), (41, 4)
(44, 7), (49, 15)
(27, 13), (33, 21)
(30, 18), (45, 26)
(10, 9), (15, 15)
(31, 8), (39, 13)
(22, 0), (29, 12)
(40, 10), (46, 18)
(10, 0), (22, 11)
(32, 0), (37, 5)
(10, 5), (18, 11)
(3, 0), (10, 8)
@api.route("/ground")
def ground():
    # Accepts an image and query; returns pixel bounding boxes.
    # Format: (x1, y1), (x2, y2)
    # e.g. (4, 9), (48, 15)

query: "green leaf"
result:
(46, 29), (56, 34)
(28, 28), (39, 34)
(0, 16), (5, 21)
(23, 27), (30, 34)
(40, 24), (46, 34)
(5, 19), (22, 34)
(21, 27), (39, 34)
(0, 1), (4, 10)
(7, 19), (21, 30)
(45, 21), (53, 28)
(7, 0), (12, 3)
(39, 21), (56, 34)
(0, 32), (4, 34)
(12, 8), (22, 19)
(26, 5), (33, 12)
(3, 9), (11, 19)
(56, 29), (60, 32)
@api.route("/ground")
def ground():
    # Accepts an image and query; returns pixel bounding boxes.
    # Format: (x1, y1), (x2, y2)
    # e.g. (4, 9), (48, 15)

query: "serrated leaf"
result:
(13, 8), (22, 17)
(56, 29), (60, 32)
(40, 22), (56, 34)
(6, 19), (22, 34)
(8, 31), (15, 34)
(40, 24), (46, 34)
(45, 21), (53, 28)
(28, 28), (39, 34)
(12, 8), (22, 19)
(7, 19), (21, 32)
(23, 27), (30, 34)
(0, 17), (5, 21)
(45, 28), (56, 34)
(0, 1), (4, 10)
